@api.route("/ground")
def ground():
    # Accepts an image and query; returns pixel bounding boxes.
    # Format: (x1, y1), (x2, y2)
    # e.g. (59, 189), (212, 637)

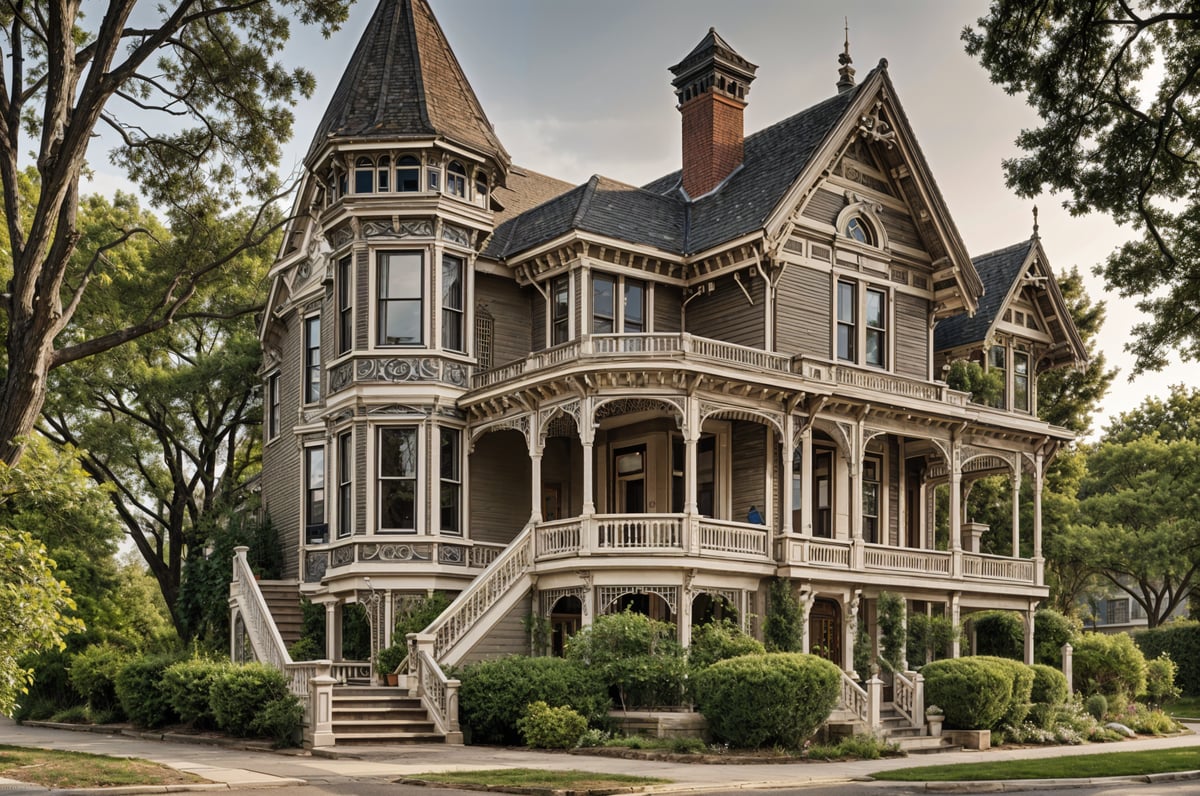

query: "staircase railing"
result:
(892, 669), (925, 728)
(407, 634), (462, 743)
(839, 670), (883, 732)
(428, 524), (537, 660)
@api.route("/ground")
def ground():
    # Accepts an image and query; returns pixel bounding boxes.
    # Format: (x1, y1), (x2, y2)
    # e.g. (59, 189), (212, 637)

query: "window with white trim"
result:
(337, 255), (352, 355)
(989, 345), (1007, 409)
(446, 160), (467, 197)
(442, 254), (465, 352)
(865, 287), (886, 368)
(337, 431), (353, 538)
(376, 155), (390, 192)
(1013, 350), (1030, 413)
(836, 280), (856, 362)
(440, 427), (461, 534)
(377, 251), (424, 346)
(397, 156), (420, 192)
(837, 280), (889, 369)
(378, 427), (417, 532)
(303, 316), (321, 403)
(550, 274), (570, 345)
(354, 156), (374, 194)
(862, 456), (881, 544)
(266, 373), (280, 441)
(305, 446), (326, 542)
(592, 273), (645, 334)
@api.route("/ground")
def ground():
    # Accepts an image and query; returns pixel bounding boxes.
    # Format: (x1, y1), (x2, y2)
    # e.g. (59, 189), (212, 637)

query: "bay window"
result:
(440, 428), (461, 534)
(442, 254), (464, 351)
(378, 427), (417, 532)
(378, 251), (424, 346)
(592, 273), (645, 334)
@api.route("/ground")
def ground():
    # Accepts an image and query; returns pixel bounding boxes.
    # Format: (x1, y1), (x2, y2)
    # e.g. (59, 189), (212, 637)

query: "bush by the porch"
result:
(1030, 664), (1069, 706)
(1135, 622), (1200, 696)
(565, 610), (687, 709)
(687, 619), (764, 669)
(1073, 632), (1147, 698)
(114, 653), (183, 728)
(209, 662), (295, 738)
(458, 656), (610, 745)
(694, 653), (840, 749)
(517, 701), (588, 749)
(68, 645), (128, 721)
(970, 611), (1024, 660)
(922, 657), (1011, 730)
(1034, 609), (1080, 667)
(977, 655), (1035, 727)
(161, 657), (230, 728)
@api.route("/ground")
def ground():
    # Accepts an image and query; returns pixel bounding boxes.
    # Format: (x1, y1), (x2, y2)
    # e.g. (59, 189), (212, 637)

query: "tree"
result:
(0, 0), (350, 467)
(964, 3), (1200, 373)
(39, 193), (270, 636)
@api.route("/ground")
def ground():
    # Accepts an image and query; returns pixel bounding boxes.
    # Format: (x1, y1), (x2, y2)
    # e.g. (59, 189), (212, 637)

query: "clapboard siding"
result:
(880, 206), (923, 251)
(459, 591), (533, 664)
(263, 307), (304, 580)
(894, 292), (929, 379)
(685, 272), (765, 347)
(354, 420), (367, 535)
(888, 437), (900, 546)
(731, 422), (766, 523)
(355, 248), (369, 349)
(468, 430), (531, 544)
(655, 284), (683, 332)
(776, 265), (831, 357)
(531, 282), (547, 352)
(476, 274), (531, 368)
(802, 188), (844, 225)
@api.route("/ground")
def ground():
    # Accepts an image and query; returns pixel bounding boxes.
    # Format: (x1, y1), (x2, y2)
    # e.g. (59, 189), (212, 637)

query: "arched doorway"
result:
(809, 598), (841, 664)
(612, 591), (674, 623)
(549, 595), (582, 656)
(691, 592), (737, 627)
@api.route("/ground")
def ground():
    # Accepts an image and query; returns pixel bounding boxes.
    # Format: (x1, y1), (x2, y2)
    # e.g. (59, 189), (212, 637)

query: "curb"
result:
(915, 768), (1200, 792)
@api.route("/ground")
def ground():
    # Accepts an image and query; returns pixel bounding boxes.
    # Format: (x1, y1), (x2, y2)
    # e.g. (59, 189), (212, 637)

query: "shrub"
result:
(877, 593), (906, 672)
(1144, 653), (1181, 706)
(694, 653), (840, 749)
(565, 611), (687, 708)
(516, 701), (587, 749)
(376, 643), (407, 676)
(162, 658), (229, 728)
(1134, 621), (1200, 696)
(250, 694), (304, 747)
(970, 611), (1024, 660)
(1034, 609), (1080, 667)
(976, 656), (1035, 727)
(945, 359), (1003, 404)
(1073, 632), (1146, 698)
(688, 619), (764, 669)
(1085, 694), (1107, 720)
(210, 663), (291, 737)
(763, 578), (802, 652)
(458, 656), (609, 745)
(69, 645), (128, 719)
(907, 614), (959, 667)
(287, 636), (322, 662)
(114, 654), (182, 728)
(922, 657), (1011, 730)
(49, 705), (91, 724)
(394, 592), (453, 638)
(806, 733), (897, 760)
(1029, 664), (1069, 706)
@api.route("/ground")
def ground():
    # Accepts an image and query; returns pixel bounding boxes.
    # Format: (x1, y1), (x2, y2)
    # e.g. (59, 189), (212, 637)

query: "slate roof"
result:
(306, 0), (508, 167)
(934, 239), (1034, 351)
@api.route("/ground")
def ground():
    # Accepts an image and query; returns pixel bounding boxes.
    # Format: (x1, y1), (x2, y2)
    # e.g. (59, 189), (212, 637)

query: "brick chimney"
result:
(670, 28), (758, 199)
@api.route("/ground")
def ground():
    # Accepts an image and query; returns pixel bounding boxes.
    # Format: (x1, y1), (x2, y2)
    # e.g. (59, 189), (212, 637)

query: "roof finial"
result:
(1032, 205), (1040, 240)
(837, 18), (856, 94)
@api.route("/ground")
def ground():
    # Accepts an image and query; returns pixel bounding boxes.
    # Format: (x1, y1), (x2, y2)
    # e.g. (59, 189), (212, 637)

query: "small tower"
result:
(837, 19), (856, 94)
(669, 28), (758, 199)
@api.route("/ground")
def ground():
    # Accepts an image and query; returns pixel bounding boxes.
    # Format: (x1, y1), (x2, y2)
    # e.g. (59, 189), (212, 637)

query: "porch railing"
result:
(532, 515), (770, 561)
(892, 669), (924, 729)
(407, 634), (462, 742)
(780, 537), (1034, 586)
(964, 552), (1035, 582)
(598, 515), (682, 549)
(864, 545), (952, 576)
(841, 670), (869, 724)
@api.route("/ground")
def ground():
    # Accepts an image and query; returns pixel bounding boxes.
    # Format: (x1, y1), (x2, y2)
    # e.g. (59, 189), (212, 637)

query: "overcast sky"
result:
(88, 0), (1196, 439)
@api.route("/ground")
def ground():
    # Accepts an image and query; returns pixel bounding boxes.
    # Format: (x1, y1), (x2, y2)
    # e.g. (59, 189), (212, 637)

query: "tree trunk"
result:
(0, 333), (54, 467)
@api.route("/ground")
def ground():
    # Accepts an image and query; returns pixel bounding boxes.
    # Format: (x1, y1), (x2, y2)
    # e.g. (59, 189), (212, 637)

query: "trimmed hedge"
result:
(1135, 622), (1200, 696)
(516, 701), (587, 749)
(1034, 609), (1079, 667)
(1073, 632), (1146, 698)
(971, 611), (1024, 660)
(68, 645), (128, 719)
(976, 655), (1035, 727)
(1029, 664), (1069, 706)
(458, 656), (610, 746)
(162, 658), (230, 728)
(210, 663), (293, 738)
(922, 657), (1011, 730)
(694, 653), (840, 749)
(688, 619), (764, 669)
(114, 654), (182, 728)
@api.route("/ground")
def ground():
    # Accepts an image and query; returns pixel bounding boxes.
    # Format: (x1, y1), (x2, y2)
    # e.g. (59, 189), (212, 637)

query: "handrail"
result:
(408, 636), (461, 739)
(840, 670), (868, 724)
(427, 524), (536, 661)
(892, 669), (915, 725)
(231, 547), (300, 691)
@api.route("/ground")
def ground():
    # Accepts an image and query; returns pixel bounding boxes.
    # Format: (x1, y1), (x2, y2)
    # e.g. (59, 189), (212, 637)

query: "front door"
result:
(809, 598), (842, 664)
(614, 445), (646, 513)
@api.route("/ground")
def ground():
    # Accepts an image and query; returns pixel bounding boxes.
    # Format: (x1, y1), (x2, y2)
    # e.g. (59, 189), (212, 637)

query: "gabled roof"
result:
(306, 0), (508, 168)
(935, 239), (1033, 350)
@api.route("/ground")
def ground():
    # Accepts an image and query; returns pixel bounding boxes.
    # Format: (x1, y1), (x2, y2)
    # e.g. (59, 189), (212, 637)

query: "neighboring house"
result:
(1088, 592), (1189, 635)
(231, 0), (1087, 744)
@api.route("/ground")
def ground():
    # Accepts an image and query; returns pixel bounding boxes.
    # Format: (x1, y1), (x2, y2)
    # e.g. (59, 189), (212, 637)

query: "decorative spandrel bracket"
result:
(857, 100), (895, 148)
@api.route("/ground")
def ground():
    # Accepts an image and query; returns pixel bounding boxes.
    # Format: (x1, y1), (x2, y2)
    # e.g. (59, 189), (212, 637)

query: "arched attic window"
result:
(835, 193), (888, 249)
(447, 160), (467, 198)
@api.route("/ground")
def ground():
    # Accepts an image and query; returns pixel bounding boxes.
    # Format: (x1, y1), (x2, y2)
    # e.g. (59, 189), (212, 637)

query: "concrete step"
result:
(896, 736), (961, 754)
(332, 731), (447, 745)
(329, 686), (444, 745)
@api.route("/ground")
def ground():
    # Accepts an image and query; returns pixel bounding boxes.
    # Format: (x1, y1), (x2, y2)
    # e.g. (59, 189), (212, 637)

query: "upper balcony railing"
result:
(534, 514), (770, 562)
(470, 333), (971, 410)
(778, 535), (1038, 586)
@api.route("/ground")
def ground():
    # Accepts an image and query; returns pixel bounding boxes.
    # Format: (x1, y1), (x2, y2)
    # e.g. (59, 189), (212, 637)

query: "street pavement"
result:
(2, 716), (1200, 794)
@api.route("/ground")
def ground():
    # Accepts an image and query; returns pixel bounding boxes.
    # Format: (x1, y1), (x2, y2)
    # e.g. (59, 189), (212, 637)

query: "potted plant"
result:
(925, 704), (944, 737)
(376, 643), (407, 686)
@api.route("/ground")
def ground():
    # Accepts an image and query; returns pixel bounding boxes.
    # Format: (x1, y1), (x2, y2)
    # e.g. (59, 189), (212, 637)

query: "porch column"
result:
(1011, 467), (1022, 558)
(949, 441), (962, 552)
(580, 398), (596, 516)
(684, 395), (700, 515)
(529, 413), (544, 524)
(782, 414), (796, 535)
(799, 427), (813, 536)
(324, 600), (340, 661)
(799, 587), (813, 653)
(949, 592), (961, 658)
(1033, 451), (1045, 584)
(851, 422), (864, 542)
(1023, 604), (1035, 665)
(845, 589), (861, 675)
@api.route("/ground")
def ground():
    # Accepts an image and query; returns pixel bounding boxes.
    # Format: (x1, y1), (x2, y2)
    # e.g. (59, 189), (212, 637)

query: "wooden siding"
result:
(354, 419), (367, 535)
(685, 272), (765, 348)
(802, 188), (843, 226)
(531, 282), (546, 352)
(655, 284), (683, 332)
(263, 308), (303, 580)
(731, 422), (767, 523)
(894, 292), (929, 379)
(879, 205), (923, 252)
(775, 265), (831, 358)
(468, 430), (531, 544)
(459, 591), (532, 664)
(476, 274), (531, 368)
(888, 437), (900, 546)
(355, 248), (369, 349)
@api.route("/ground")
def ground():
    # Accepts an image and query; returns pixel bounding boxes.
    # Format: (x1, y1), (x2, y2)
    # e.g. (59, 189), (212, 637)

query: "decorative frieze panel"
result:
(441, 224), (471, 247)
(304, 551), (328, 583)
(540, 587), (586, 616)
(439, 544), (467, 566)
(331, 545), (355, 567)
(329, 358), (469, 394)
(596, 397), (684, 428)
(359, 543), (433, 562)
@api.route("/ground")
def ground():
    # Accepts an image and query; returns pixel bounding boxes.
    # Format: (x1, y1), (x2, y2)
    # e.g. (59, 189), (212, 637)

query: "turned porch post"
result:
(580, 397), (596, 516)
(782, 413), (796, 535)
(1033, 451), (1045, 584)
(1011, 465), (1022, 558)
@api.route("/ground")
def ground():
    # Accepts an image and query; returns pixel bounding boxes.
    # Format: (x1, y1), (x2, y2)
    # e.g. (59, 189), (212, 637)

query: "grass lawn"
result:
(408, 768), (670, 790)
(0, 745), (208, 789)
(1169, 696), (1200, 719)
(872, 747), (1200, 782)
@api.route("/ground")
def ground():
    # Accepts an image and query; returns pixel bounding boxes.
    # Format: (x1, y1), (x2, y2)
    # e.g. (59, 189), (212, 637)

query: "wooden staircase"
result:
(257, 580), (303, 648)
(329, 686), (446, 745)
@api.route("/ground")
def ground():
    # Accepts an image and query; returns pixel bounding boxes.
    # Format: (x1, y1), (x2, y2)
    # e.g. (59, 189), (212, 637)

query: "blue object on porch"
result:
(747, 506), (764, 524)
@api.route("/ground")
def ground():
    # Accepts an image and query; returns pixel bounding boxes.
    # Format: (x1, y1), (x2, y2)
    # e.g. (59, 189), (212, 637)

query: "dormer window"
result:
(447, 161), (467, 197)
(397, 156), (420, 192)
(845, 215), (875, 245)
(355, 157), (374, 194)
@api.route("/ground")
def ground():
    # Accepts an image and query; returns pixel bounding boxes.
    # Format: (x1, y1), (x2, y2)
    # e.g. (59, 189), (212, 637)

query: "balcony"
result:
(777, 536), (1037, 587)
(533, 514), (771, 562)
(302, 536), (507, 584)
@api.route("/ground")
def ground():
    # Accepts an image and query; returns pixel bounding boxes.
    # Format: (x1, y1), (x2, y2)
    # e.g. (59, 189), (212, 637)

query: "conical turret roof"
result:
(306, 0), (509, 169)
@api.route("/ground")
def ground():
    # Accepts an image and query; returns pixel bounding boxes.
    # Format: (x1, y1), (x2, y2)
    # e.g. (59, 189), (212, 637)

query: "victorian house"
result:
(230, 0), (1086, 746)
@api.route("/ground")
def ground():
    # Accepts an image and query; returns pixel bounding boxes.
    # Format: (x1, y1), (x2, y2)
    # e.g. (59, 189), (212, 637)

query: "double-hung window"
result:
(337, 256), (353, 355)
(355, 157), (374, 194)
(397, 156), (420, 192)
(378, 251), (423, 346)
(440, 428), (461, 534)
(442, 254), (465, 351)
(862, 457), (881, 544)
(550, 275), (570, 345)
(446, 161), (466, 197)
(305, 446), (326, 542)
(592, 273), (646, 334)
(989, 345), (1007, 409)
(865, 287), (886, 367)
(337, 432), (353, 538)
(303, 316), (321, 403)
(836, 281), (856, 362)
(837, 280), (888, 368)
(266, 373), (280, 441)
(1013, 350), (1030, 412)
(378, 428), (417, 532)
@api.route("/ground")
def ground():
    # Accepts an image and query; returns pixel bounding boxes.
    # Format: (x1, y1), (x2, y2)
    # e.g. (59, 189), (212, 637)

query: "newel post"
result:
(308, 660), (337, 748)
(911, 671), (925, 730)
(867, 674), (883, 732)
(1061, 642), (1074, 694)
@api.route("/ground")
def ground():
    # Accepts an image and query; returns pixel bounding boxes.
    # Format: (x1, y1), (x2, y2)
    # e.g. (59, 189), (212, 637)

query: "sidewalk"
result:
(2, 716), (1199, 794)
